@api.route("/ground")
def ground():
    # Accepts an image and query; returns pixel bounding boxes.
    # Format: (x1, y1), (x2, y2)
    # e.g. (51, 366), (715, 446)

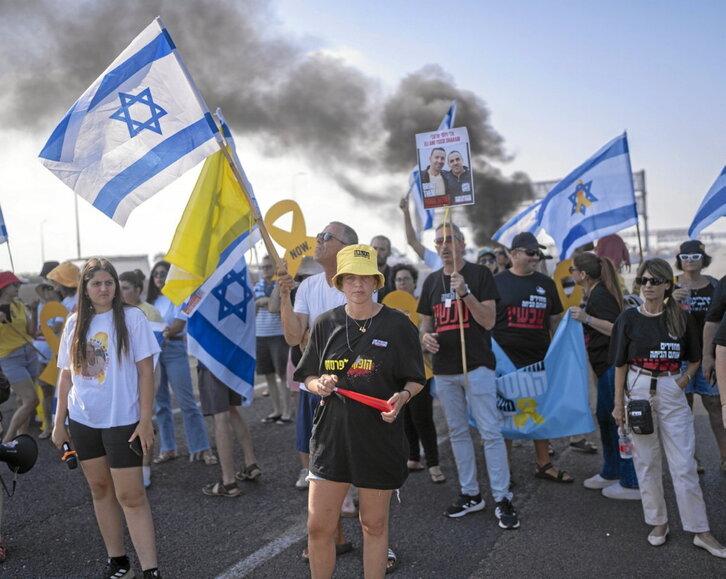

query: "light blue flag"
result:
(184, 238), (256, 405)
(38, 17), (219, 226)
(0, 206), (7, 244)
(492, 199), (543, 248)
(536, 133), (638, 260)
(409, 100), (457, 231)
(493, 312), (594, 439)
(688, 166), (726, 239)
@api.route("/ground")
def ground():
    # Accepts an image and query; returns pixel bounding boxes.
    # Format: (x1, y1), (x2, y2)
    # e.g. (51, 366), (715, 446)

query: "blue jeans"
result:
(596, 365), (638, 488)
(155, 340), (211, 454)
(435, 366), (512, 502)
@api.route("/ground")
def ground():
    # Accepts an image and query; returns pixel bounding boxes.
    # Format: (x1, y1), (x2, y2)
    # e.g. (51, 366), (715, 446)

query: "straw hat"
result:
(47, 261), (80, 288)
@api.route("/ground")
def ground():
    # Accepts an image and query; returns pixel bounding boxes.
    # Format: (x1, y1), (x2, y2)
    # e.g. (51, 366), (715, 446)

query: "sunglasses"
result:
(316, 231), (346, 244)
(479, 258), (496, 265)
(678, 253), (703, 262)
(635, 276), (668, 286)
(152, 271), (168, 279)
(434, 235), (462, 245)
(516, 248), (541, 257)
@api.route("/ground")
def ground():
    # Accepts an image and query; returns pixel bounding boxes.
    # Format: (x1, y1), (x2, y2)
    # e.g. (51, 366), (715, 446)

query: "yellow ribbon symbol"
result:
(38, 301), (69, 385)
(513, 398), (545, 429)
(263, 200), (317, 278)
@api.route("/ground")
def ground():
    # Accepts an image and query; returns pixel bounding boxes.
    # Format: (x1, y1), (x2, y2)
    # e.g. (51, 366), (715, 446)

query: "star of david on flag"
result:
(211, 266), (254, 322)
(110, 88), (168, 137)
(38, 17), (220, 225)
(535, 133), (638, 260)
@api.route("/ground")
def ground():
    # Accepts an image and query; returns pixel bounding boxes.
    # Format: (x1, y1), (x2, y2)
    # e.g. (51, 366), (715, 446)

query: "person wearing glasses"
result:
(492, 232), (570, 483)
(568, 253), (640, 500)
(254, 255), (292, 424)
(146, 261), (216, 466)
(669, 241), (725, 473)
(418, 223), (520, 529)
(477, 248), (499, 275)
(611, 258), (726, 557)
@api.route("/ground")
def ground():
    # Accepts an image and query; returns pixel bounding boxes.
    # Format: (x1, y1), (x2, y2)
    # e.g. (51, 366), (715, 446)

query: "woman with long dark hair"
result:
(52, 258), (162, 578)
(147, 261), (215, 465)
(611, 258), (726, 557)
(569, 253), (639, 500)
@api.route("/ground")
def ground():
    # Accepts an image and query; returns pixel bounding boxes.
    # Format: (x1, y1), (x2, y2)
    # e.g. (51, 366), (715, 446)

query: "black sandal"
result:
(534, 462), (574, 483)
(235, 463), (262, 482)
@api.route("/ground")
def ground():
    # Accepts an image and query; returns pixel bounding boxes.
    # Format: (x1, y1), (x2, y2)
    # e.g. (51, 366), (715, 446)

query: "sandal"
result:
(428, 466), (446, 484)
(261, 414), (281, 423)
(385, 548), (398, 574)
(534, 462), (574, 483)
(407, 461), (425, 472)
(235, 463), (262, 482)
(569, 439), (598, 454)
(153, 450), (177, 464)
(202, 450), (218, 466)
(202, 481), (241, 498)
(301, 542), (354, 560)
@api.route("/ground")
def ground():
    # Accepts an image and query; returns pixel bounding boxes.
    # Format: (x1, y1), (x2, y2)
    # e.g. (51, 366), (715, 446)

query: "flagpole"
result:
(5, 239), (15, 271)
(444, 208), (468, 385)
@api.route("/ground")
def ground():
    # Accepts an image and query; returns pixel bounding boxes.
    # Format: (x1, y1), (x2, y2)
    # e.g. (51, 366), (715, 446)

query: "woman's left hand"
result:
(569, 307), (586, 323)
(676, 374), (691, 390)
(381, 392), (405, 423)
(130, 419), (155, 456)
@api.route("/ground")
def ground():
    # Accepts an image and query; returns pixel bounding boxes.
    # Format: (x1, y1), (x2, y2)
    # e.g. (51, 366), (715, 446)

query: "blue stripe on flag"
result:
(88, 32), (174, 111)
(688, 167), (726, 238)
(187, 313), (256, 385)
(690, 184), (726, 231)
(560, 204), (638, 256)
(93, 118), (214, 218)
(38, 103), (78, 162)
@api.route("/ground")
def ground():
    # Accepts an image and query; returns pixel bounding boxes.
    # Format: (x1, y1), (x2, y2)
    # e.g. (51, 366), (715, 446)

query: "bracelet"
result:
(457, 290), (469, 299)
(682, 373), (692, 382)
(400, 389), (412, 403)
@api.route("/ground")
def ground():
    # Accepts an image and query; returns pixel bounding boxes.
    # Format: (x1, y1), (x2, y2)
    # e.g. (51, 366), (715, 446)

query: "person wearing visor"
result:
(670, 240), (725, 472)
(0, 272), (39, 443)
(294, 244), (425, 578)
(611, 258), (726, 557)
(493, 232), (570, 483)
(477, 248), (499, 274)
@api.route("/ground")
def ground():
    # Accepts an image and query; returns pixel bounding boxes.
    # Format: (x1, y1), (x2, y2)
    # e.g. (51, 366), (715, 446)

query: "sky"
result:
(1, 0), (725, 273)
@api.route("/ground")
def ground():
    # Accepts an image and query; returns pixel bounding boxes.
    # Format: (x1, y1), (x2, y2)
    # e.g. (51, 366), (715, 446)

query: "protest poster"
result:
(415, 127), (474, 210)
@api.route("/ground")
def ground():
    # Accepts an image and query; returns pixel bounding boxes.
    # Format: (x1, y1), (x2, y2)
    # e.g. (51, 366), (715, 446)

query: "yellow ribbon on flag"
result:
(513, 398), (545, 429)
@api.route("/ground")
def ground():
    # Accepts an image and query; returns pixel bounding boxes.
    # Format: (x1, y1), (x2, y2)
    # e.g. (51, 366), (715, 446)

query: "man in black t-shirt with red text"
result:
(418, 223), (519, 530)
(492, 232), (572, 483)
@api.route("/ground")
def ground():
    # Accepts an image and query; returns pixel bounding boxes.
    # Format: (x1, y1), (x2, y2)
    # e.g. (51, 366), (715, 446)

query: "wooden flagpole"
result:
(5, 239), (15, 272)
(444, 209), (468, 385)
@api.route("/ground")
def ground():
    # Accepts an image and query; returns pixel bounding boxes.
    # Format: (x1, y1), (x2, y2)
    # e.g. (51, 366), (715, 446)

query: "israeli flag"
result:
(408, 100), (457, 231)
(688, 167), (726, 239)
(0, 206), (7, 244)
(536, 133), (638, 260)
(38, 17), (219, 225)
(492, 199), (543, 248)
(185, 238), (256, 405)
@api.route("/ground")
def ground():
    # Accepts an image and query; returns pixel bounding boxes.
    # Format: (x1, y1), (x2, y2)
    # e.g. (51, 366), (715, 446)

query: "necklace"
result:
(344, 307), (374, 352)
(639, 303), (663, 316)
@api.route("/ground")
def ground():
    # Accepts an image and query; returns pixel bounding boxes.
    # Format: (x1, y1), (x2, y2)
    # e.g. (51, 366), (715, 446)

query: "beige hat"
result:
(47, 261), (80, 288)
(332, 244), (385, 290)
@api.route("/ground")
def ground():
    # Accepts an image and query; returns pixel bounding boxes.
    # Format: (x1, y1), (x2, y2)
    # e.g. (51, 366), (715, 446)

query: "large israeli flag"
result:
(492, 199), (543, 248)
(0, 206), (7, 244)
(688, 167), (726, 239)
(184, 238), (256, 405)
(38, 17), (219, 226)
(408, 100), (457, 231)
(536, 133), (637, 260)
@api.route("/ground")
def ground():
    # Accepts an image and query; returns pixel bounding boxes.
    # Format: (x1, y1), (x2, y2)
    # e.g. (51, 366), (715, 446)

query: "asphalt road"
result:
(2, 385), (726, 578)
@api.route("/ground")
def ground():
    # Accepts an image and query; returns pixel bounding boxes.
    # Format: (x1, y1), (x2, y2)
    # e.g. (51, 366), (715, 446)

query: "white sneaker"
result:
(583, 474), (618, 490)
(295, 468), (310, 490)
(602, 483), (641, 500)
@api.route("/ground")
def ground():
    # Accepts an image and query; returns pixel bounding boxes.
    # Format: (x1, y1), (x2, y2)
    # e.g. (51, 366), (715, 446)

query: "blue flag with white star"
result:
(184, 239), (256, 405)
(535, 133), (638, 260)
(38, 17), (219, 226)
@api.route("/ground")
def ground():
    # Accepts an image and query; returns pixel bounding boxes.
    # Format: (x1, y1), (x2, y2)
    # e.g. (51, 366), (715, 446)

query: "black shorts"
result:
(256, 335), (288, 377)
(198, 366), (242, 415)
(68, 419), (143, 468)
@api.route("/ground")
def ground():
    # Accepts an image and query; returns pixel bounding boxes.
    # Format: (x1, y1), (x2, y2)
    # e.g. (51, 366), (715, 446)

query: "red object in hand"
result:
(335, 387), (393, 412)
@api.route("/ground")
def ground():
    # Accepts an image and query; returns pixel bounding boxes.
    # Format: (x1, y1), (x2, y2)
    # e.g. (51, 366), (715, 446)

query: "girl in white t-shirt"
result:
(52, 258), (161, 579)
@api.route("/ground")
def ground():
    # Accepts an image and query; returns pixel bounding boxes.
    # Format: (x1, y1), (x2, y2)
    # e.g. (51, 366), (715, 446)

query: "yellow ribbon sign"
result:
(513, 398), (545, 429)
(38, 301), (69, 385)
(382, 290), (432, 380)
(264, 200), (317, 278)
(553, 258), (583, 310)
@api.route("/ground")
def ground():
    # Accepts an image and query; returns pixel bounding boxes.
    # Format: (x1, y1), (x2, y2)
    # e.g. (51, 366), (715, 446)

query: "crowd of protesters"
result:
(3, 209), (726, 577)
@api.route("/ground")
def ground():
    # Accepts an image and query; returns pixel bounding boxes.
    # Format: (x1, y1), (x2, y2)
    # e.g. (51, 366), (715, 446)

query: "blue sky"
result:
(1, 0), (724, 272)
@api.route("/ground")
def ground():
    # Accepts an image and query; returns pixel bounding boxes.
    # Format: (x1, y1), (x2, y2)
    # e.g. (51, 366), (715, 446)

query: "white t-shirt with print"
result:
(58, 307), (161, 428)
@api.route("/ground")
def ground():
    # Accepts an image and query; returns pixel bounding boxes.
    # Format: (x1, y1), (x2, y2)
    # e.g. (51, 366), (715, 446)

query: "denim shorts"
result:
(0, 343), (39, 384)
(683, 364), (719, 397)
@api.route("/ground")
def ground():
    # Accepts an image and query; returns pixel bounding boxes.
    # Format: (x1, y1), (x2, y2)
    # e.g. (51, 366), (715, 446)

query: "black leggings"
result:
(403, 379), (439, 467)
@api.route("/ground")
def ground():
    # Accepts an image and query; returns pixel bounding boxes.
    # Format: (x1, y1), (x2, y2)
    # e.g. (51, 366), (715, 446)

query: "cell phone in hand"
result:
(129, 437), (143, 457)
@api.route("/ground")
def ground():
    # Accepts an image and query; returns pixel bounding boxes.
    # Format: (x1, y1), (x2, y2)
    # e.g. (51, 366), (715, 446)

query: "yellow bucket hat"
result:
(332, 244), (385, 290)
(47, 261), (80, 289)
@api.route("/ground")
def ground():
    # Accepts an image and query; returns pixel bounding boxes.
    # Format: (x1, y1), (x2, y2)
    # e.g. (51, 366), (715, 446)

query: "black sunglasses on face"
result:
(316, 232), (346, 244)
(635, 276), (668, 286)
(515, 248), (540, 257)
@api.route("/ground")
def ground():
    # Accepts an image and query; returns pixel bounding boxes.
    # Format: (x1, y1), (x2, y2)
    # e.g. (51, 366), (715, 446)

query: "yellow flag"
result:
(162, 149), (255, 304)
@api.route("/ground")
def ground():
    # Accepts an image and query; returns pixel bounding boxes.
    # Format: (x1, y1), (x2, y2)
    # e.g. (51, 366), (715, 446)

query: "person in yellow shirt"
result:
(0, 271), (39, 442)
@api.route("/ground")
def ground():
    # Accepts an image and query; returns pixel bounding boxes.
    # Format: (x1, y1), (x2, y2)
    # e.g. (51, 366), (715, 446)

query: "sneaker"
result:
(102, 556), (134, 578)
(445, 493), (485, 518)
(583, 474), (618, 490)
(495, 498), (520, 530)
(142, 569), (161, 578)
(295, 468), (310, 490)
(602, 484), (641, 500)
